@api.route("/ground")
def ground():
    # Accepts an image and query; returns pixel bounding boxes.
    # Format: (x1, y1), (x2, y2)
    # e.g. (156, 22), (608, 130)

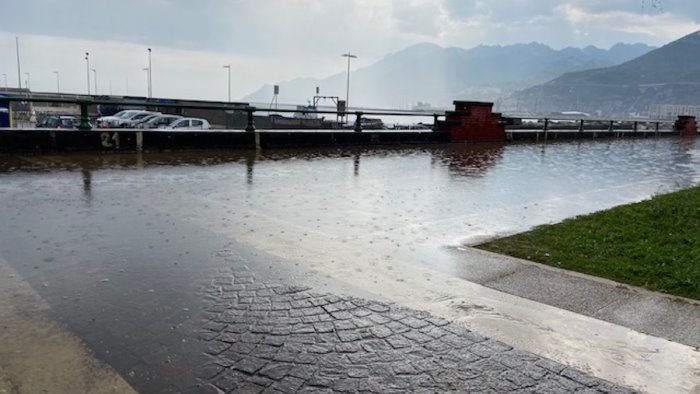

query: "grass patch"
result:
(477, 186), (700, 300)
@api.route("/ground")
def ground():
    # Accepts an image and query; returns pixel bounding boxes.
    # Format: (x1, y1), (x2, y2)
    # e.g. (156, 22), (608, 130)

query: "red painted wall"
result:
(438, 101), (505, 142)
(675, 115), (697, 137)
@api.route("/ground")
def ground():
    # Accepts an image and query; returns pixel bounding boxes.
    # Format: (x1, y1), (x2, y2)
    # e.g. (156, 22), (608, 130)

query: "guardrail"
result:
(0, 95), (446, 132)
(503, 117), (679, 142)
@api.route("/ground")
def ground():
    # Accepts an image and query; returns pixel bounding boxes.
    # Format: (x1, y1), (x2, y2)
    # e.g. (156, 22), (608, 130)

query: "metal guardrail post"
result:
(543, 118), (549, 143)
(77, 99), (92, 130)
(433, 114), (439, 132)
(354, 112), (363, 133)
(245, 107), (256, 133)
(608, 120), (614, 132)
(633, 121), (638, 134)
(655, 122), (660, 137)
(578, 119), (584, 133)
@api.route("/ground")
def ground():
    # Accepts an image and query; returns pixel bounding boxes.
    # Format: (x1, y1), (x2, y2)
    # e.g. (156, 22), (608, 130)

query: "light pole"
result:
(24, 72), (30, 91)
(341, 52), (357, 112)
(16, 37), (22, 90)
(142, 68), (149, 97)
(91, 68), (97, 95)
(85, 52), (91, 95)
(147, 48), (152, 98)
(53, 71), (59, 93)
(223, 64), (231, 102)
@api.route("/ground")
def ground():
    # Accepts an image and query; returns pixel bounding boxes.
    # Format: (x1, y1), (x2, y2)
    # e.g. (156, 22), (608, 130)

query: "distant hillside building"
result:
(649, 104), (700, 120)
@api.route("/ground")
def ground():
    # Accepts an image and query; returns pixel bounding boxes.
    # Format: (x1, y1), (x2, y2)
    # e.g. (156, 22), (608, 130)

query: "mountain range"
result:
(509, 31), (700, 116)
(243, 42), (655, 109)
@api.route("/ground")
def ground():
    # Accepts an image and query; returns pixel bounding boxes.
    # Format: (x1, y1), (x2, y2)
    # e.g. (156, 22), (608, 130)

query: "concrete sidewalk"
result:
(451, 246), (700, 349)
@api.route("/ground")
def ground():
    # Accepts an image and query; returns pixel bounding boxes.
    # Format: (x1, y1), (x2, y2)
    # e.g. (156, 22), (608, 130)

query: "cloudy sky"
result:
(1, 0), (699, 102)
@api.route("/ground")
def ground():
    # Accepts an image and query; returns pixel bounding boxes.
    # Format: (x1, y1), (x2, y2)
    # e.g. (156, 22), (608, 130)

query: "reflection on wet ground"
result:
(0, 138), (699, 392)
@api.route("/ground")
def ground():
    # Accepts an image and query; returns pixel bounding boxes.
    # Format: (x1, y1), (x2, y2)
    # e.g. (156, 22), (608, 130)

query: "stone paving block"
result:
(234, 357), (268, 375)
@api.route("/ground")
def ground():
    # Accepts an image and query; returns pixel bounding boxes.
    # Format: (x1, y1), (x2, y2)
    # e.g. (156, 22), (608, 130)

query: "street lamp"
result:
(16, 37), (22, 90)
(223, 64), (231, 102)
(142, 68), (149, 96)
(53, 71), (59, 93)
(147, 48), (152, 98)
(91, 68), (97, 95)
(341, 52), (357, 112)
(85, 52), (91, 95)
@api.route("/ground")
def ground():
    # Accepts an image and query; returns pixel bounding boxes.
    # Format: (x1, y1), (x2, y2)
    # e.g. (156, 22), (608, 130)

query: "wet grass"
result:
(477, 185), (700, 300)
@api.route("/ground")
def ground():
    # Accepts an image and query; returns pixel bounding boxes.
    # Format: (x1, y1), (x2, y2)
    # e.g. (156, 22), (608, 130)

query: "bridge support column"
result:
(354, 112), (363, 132)
(77, 100), (92, 131)
(245, 107), (256, 133)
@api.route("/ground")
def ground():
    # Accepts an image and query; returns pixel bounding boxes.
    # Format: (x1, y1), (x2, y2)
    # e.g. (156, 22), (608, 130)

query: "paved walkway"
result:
(454, 247), (700, 348)
(193, 267), (633, 394)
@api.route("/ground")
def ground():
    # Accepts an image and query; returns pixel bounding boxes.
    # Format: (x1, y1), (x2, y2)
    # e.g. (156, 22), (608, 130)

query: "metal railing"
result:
(0, 94), (446, 133)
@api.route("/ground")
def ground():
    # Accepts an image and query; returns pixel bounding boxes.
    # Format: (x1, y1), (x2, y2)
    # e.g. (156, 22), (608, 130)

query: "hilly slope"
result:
(510, 31), (700, 116)
(244, 42), (654, 109)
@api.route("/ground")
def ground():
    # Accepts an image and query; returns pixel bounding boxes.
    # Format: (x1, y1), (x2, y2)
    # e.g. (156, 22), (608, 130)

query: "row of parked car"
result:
(97, 110), (211, 130)
(35, 111), (211, 130)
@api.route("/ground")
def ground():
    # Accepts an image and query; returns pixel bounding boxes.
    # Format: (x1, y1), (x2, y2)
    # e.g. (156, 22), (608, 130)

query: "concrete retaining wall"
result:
(0, 130), (451, 153)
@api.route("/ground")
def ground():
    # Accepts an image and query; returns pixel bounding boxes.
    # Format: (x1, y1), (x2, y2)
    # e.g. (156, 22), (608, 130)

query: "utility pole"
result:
(85, 52), (91, 95)
(147, 48), (152, 98)
(53, 71), (60, 93)
(142, 68), (149, 96)
(91, 68), (97, 95)
(341, 52), (357, 112)
(16, 37), (22, 89)
(223, 64), (231, 102)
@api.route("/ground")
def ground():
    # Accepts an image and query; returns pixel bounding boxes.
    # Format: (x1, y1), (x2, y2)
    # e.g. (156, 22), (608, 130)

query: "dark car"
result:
(37, 116), (78, 129)
(137, 114), (183, 129)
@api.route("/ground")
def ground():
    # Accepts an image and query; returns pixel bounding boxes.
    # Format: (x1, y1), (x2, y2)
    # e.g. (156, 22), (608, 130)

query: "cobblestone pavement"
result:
(193, 268), (635, 394)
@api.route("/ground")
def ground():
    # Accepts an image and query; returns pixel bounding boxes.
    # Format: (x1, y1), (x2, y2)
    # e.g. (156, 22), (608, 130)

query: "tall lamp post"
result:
(85, 52), (91, 95)
(341, 52), (357, 112)
(142, 68), (149, 97)
(16, 37), (22, 90)
(223, 64), (231, 102)
(147, 48), (152, 98)
(53, 71), (60, 93)
(91, 68), (97, 95)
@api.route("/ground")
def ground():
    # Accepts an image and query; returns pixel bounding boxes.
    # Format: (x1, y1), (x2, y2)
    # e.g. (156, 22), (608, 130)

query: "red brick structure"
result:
(438, 101), (505, 142)
(674, 115), (697, 137)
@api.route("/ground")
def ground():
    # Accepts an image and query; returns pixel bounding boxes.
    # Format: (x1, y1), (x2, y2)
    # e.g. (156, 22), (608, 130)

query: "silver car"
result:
(165, 117), (211, 130)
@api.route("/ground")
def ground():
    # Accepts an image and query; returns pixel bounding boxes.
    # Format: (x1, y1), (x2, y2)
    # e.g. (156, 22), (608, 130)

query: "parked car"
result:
(96, 110), (153, 128)
(136, 114), (183, 129)
(165, 118), (210, 130)
(122, 112), (161, 128)
(36, 115), (78, 129)
(96, 110), (133, 128)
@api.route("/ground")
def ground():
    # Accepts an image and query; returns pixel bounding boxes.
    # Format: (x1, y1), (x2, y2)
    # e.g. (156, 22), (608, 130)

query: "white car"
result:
(165, 118), (210, 130)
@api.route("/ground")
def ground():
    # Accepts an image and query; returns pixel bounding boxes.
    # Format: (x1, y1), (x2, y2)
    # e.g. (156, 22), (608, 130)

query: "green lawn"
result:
(477, 186), (700, 300)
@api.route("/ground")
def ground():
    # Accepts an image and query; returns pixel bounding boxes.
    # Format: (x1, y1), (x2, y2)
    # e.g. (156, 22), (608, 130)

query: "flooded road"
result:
(1, 138), (699, 393)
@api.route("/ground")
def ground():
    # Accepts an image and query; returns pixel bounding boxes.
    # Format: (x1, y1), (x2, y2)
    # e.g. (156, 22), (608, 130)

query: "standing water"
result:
(0, 137), (698, 392)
